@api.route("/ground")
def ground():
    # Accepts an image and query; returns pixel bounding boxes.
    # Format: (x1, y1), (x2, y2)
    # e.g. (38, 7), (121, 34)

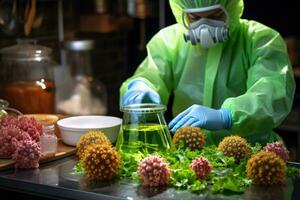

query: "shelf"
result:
(277, 124), (300, 132)
(294, 67), (300, 77)
(79, 14), (133, 33)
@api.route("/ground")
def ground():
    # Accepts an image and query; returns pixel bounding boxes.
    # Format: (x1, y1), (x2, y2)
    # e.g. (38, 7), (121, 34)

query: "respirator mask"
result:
(182, 4), (229, 48)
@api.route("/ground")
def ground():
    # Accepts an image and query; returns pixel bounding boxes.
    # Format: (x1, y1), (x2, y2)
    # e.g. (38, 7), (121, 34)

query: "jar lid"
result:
(23, 114), (59, 126)
(120, 103), (166, 113)
(64, 40), (94, 51)
(0, 39), (52, 60)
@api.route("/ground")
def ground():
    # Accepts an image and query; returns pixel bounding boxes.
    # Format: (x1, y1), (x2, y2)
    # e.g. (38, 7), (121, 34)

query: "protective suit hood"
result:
(169, 0), (244, 31)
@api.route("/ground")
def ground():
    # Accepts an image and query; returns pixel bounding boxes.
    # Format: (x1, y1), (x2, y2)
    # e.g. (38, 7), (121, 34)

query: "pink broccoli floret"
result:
(18, 117), (42, 142)
(0, 115), (19, 127)
(0, 115), (43, 169)
(0, 125), (31, 157)
(138, 155), (171, 187)
(263, 141), (289, 162)
(12, 140), (41, 169)
(0, 127), (13, 157)
(190, 156), (212, 180)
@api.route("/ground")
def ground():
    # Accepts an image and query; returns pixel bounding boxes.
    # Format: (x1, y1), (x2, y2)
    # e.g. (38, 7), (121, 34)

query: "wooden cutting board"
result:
(0, 114), (76, 171)
(0, 139), (76, 171)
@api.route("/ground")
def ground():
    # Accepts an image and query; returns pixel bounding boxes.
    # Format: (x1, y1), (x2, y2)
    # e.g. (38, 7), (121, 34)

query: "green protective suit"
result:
(120, 0), (296, 145)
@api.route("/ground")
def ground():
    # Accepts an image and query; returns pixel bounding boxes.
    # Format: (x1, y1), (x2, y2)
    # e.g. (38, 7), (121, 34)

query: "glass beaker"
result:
(116, 103), (174, 154)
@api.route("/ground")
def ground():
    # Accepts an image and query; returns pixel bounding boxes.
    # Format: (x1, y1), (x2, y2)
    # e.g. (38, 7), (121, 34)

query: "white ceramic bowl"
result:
(57, 115), (122, 146)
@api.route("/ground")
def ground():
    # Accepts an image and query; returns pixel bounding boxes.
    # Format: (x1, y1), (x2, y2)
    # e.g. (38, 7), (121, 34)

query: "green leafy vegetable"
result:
(74, 160), (86, 175)
(286, 166), (300, 179)
(118, 150), (144, 180)
(73, 141), (294, 195)
(117, 146), (252, 194)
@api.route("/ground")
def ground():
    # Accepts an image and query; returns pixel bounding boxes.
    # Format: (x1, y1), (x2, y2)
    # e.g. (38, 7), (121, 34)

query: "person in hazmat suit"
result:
(120, 0), (295, 145)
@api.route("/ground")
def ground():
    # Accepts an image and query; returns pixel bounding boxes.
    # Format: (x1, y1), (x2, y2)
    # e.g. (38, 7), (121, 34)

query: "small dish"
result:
(23, 114), (59, 125)
(57, 115), (122, 146)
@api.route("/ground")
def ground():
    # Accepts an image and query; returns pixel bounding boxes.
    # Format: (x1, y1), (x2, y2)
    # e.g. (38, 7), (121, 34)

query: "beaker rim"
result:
(120, 103), (166, 113)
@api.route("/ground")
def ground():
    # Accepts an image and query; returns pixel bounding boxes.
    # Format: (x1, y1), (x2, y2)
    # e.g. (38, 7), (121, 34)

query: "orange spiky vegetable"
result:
(76, 130), (111, 160)
(173, 126), (206, 150)
(82, 143), (121, 181)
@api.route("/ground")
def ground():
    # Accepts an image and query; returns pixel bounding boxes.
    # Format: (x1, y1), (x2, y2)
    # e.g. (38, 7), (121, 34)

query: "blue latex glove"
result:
(168, 104), (232, 133)
(121, 80), (161, 106)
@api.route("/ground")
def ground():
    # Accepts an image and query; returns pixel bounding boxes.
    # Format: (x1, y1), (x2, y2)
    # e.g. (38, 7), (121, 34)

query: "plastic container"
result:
(116, 103), (174, 154)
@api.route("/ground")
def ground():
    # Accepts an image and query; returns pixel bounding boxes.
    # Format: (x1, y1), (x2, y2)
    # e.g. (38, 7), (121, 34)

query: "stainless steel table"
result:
(0, 156), (299, 200)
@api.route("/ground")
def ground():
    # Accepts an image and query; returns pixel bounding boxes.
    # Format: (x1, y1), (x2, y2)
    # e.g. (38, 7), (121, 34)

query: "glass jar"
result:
(41, 124), (58, 157)
(116, 103), (174, 154)
(0, 99), (22, 116)
(56, 40), (107, 115)
(0, 39), (55, 114)
(0, 99), (9, 117)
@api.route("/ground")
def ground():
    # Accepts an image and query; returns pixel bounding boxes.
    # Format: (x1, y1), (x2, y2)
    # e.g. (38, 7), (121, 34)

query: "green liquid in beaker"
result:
(118, 123), (173, 154)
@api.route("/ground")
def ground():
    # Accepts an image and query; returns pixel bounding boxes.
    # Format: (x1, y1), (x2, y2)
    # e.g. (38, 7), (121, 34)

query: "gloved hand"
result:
(121, 80), (161, 106)
(168, 104), (232, 133)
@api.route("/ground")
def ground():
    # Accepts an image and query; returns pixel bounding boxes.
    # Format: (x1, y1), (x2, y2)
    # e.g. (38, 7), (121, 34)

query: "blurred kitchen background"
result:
(0, 0), (300, 160)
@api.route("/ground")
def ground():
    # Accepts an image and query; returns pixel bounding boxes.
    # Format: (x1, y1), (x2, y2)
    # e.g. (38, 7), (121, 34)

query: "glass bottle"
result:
(56, 40), (107, 115)
(0, 39), (55, 114)
(116, 103), (174, 154)
(40, 124), (58, 157)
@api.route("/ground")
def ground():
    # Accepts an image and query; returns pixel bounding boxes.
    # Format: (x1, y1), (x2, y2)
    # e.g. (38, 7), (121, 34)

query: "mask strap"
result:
(182, 12), (189, 29)
(203, 44), (223, 107)
(220, 6), (229, 25)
